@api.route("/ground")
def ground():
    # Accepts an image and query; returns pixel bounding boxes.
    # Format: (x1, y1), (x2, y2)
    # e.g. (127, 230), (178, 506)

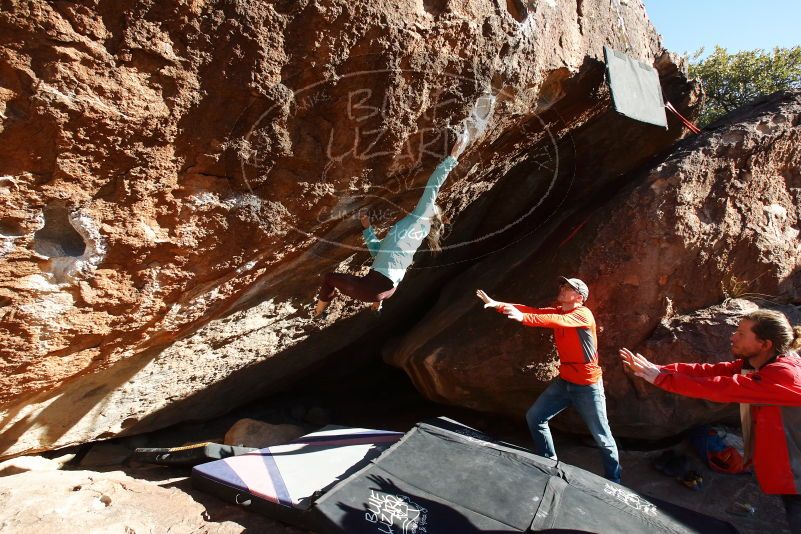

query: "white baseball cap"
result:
(559, 276), (589, 301)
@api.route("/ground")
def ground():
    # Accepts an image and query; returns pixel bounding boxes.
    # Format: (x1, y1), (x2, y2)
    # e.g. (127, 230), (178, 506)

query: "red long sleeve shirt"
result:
(654, 355), (801, 494)
(500, 304), (602, 385)
(655, 359), (801, 405)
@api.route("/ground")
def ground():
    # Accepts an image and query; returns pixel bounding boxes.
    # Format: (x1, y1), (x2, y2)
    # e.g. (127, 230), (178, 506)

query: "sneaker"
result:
(679, 470), (703, 491)
(653, 450), (688, 477)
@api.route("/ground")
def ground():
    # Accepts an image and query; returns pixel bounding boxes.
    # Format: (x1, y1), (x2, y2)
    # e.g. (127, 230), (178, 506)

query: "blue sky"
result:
(643, 1), (801, 57)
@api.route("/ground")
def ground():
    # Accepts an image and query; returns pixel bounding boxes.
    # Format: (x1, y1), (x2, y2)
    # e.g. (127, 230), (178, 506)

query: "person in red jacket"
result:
(477, 277), (621, 483)
(620, 309), (801, 532)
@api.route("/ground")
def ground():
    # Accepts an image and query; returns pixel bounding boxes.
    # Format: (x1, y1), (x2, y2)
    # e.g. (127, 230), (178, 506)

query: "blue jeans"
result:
(526, 377), (622, 483)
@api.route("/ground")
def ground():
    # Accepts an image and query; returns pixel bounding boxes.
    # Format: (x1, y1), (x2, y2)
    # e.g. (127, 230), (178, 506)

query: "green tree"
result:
(688, 46), (801, 126)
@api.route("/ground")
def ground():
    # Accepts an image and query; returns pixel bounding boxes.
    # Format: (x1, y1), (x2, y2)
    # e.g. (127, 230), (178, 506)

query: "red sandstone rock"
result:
(223, 418), (307, 448)
(0, 0), (695, 457)
(384, 90), (801, 439)
(0, 468), (307, 533)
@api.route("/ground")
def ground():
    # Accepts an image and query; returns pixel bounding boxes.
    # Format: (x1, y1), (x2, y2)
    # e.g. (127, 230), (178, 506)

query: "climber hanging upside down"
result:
(313, 129), (470, 317)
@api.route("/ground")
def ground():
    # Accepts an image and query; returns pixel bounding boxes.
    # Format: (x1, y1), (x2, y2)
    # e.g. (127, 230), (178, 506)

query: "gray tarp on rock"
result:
(604, 46), (668, 128)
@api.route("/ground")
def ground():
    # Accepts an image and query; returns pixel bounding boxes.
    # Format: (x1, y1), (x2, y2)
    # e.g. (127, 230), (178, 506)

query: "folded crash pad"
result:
(191, 426), (403, 529)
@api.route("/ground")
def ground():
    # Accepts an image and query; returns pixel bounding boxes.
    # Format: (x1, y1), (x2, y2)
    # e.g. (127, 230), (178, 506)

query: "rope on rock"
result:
(665, 101), (702, 134)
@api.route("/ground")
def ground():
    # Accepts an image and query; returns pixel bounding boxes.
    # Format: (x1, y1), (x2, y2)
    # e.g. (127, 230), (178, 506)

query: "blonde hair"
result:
(794, 326), (801, 352)
(426, 205), (446, 254)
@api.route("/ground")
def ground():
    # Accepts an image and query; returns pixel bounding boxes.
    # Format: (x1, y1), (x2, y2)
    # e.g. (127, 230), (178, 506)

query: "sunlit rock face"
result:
(0, 468), (306, 533)
(0, 0), (697, 457)
(385, 90), (801, 439)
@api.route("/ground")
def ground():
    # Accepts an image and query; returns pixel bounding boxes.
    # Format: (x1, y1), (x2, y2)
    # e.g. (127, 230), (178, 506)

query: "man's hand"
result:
(476, 289), (500, 309)
(451, 130), (470, 158)
(501, 304), (524, 322)
(360, 212), (370, 229)
(619, 348), (661, 384)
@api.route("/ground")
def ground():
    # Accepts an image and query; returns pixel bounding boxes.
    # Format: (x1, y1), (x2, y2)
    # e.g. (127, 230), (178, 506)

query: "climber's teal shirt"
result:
(362, 156), (458, 286)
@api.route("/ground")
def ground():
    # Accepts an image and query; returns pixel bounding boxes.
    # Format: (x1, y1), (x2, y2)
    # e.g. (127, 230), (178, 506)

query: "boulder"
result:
(0, 469), (307, 533)
(384, 90), (801, 439)
(303, 406), (332, 426)
(0, 0), (698, 457)
(0, 455), (60, 477)
(78, 442), (133, 468)
(223, 418), (307, 448)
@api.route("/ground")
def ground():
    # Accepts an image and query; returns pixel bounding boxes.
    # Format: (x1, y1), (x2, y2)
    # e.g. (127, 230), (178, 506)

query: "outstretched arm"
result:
(660, 360), (745, 378)
(617, 348), (800, 405)
(619, 348), (743, 379)
(475, 290), (556, 315)
(654, 365), (801, 405)
(512, 306), (592, 328)
(410, 131), (467, 219)
(410, 157), (458, 218)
